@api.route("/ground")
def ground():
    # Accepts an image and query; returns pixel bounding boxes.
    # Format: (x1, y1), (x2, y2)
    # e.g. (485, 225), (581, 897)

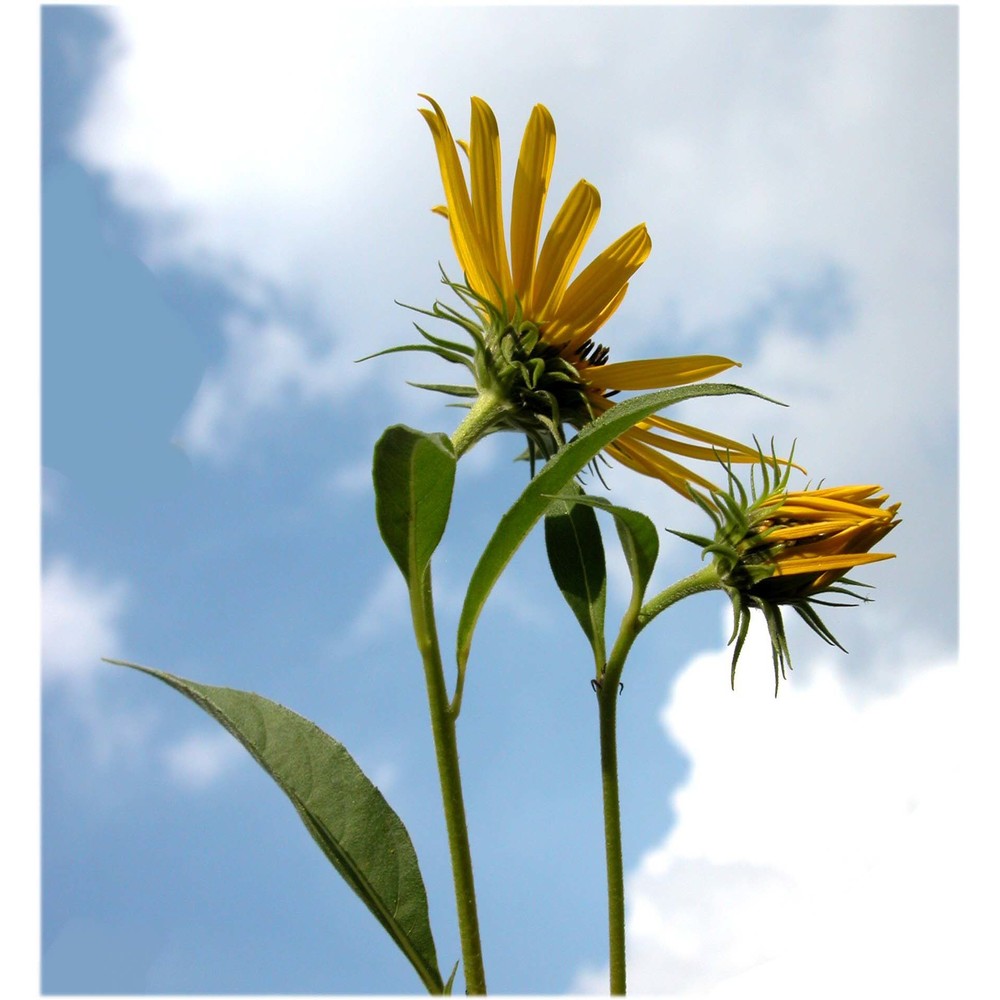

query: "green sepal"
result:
(727, 593), (752, 689)
(792, 600), (848, 651)
(357, 342), (474, 369)
(106, 660), (446, 994)
(666, 527), (716, 550)
(407, 382), (480, 398)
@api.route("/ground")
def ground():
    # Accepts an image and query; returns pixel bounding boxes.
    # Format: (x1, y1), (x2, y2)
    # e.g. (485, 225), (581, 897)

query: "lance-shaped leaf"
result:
(456, 383), (774, 672)
(544, 483), (607, 666)
(108, 660), (446, 995)
(373, 426), (456, 583)
(561, 493), (660, 613)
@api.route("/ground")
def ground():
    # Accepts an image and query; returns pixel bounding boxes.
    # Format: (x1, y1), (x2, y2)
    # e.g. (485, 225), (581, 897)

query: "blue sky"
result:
(32, 4), (988, 996)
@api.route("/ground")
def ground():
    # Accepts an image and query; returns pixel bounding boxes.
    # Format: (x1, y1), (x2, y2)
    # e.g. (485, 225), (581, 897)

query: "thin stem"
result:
(595, 563), (723, 995)
(637, 564), (721, 632)
(597, 680), (627, 994)
(409, 566), (487, 994)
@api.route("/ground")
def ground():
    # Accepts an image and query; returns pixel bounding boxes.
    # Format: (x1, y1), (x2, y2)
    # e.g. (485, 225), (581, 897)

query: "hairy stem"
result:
(410, 566), (487, 994)
(449, 391), (509, 458)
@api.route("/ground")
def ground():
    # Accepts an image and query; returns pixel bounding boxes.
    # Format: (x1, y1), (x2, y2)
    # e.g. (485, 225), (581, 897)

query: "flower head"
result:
(679, 446), (901, 693)
(401, 95), (763, 493)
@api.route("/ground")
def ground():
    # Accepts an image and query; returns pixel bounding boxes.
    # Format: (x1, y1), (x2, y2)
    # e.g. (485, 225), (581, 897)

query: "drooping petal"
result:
(641, 414), (773, 462)
(510, 104), (556, 302)
(469, 97), (513, 306)
(606, 433), (720, 495)
(584, 395), (759, 466)
(528, 180), (601, 320)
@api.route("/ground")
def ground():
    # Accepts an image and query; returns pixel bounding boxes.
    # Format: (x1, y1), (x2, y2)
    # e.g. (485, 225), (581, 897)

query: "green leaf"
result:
(373, 426), (456, 582)
(544, 483), (607, 665)
(107, 660), (446, 994)
(561, 494), (660, 611)
(456, 382), (772, 671)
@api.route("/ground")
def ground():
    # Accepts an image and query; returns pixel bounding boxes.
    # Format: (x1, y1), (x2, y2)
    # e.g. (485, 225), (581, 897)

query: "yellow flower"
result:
(681, 449), (901, 692)
(417, 95), (761, 493)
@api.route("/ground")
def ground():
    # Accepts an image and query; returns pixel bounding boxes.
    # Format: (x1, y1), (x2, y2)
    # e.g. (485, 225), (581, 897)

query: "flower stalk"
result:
(595, 564), (723, 994)
(450, 389), (510, 459)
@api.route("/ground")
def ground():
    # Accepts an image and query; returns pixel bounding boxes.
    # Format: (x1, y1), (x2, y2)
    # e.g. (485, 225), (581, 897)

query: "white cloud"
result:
(179, 313), (367, 459)
(337, 563), (408, 650)
(41, 558), (159, 765)
(71, 7), (955, 482)
(42, 558), (128, 684)
(161, 729), (244, 791)
(574, 615), (997, 997)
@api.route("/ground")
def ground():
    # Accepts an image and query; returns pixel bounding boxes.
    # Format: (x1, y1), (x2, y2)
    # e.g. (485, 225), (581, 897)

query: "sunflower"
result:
(413, 95), (763, 494)
(680, 447), (901, 692)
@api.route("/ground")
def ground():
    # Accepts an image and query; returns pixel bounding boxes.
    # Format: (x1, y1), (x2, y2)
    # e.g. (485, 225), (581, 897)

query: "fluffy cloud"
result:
(70, 7), (955, 474)
(42, 557), (128, 684)
(574, 616), (995, 996)
(161, 730), (244, 791)
(41, 557), (158, 765)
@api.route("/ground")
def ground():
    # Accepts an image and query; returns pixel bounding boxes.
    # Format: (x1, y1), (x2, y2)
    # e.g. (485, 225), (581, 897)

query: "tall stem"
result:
(596, 563), (722, 994)
(597, 679), (627, 994)
(410, 566), (487, 994)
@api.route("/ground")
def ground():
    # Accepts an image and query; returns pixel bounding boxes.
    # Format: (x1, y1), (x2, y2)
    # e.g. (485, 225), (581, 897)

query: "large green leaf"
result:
(109, 660), (445, 994)
(456, 383), (770, 670)
(373, 426), (456, 583)
(544, 483), (607, 666)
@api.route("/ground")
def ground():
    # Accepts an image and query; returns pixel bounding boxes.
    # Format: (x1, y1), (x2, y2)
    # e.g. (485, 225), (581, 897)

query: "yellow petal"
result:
(510, 104), (556, 301)
(773, 551), (895, 576)
(582, 355), (739, 391)
(419, 95), (492, 296)
(469, 97), (513, 305)
(606, 432), (719, 495)
(549, 283), (629, 349)
(555, 224), (651, 340)
(779, 496), (898, 521)
(632, 414), (764, 463)
(528, 180), (601, 320)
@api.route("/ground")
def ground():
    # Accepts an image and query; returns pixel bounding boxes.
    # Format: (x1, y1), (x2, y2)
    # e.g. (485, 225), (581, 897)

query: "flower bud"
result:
(680, 446), (900, 693)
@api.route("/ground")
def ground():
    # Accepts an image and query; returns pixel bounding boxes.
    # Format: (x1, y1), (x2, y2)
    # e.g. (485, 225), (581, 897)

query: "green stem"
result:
(596, 563), (723, 995)
(450, 391), (509, 458)
(597, 679), (627, 994)
(637, 564), (721, 632)
(409, 566), (487, 994)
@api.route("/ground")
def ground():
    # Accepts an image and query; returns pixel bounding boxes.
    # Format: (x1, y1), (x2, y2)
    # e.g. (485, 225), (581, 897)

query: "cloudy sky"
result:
(33, 4), (992, 996)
